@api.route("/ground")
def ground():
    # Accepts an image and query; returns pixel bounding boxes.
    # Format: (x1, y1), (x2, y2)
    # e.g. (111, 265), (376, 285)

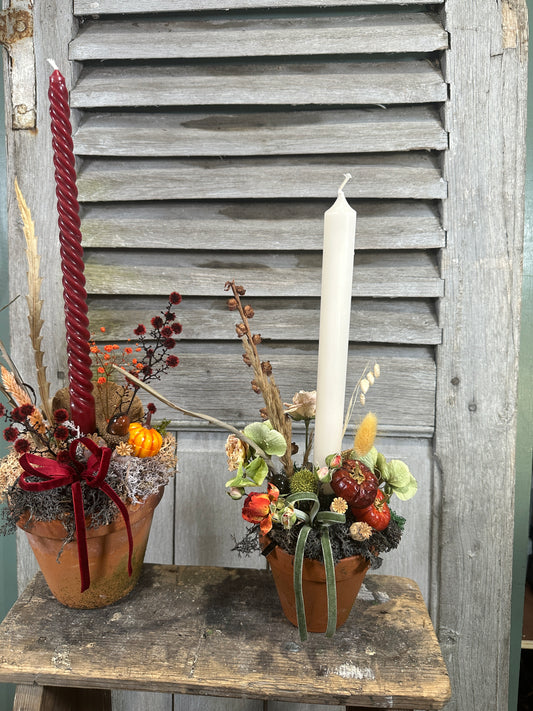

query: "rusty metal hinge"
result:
(0, 3), (36, 130)
(0, 8), (33, 47)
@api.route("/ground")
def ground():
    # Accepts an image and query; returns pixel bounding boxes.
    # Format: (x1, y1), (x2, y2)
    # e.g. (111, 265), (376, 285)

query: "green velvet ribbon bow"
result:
(285, 492), (346, 641)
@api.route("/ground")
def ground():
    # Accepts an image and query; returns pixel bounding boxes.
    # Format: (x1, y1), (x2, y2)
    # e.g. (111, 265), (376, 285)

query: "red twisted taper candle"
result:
(48, 62), (96, 434)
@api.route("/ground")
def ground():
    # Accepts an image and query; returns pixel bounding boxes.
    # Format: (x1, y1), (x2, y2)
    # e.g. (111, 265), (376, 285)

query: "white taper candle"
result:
(313, 174), (357, 466)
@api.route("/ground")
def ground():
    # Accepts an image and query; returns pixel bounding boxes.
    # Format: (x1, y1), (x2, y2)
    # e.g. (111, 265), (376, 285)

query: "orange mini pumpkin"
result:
(128, 421), (163, 458)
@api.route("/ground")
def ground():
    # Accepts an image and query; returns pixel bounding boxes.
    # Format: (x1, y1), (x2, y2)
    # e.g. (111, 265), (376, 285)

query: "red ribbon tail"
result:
(71, 480), (90, 593)
(100, 482), (134, 578)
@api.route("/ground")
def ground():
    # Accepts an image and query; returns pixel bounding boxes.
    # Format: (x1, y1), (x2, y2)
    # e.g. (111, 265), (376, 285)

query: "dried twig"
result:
(111, 365), (283, 477)
(224, 280), (293, 475)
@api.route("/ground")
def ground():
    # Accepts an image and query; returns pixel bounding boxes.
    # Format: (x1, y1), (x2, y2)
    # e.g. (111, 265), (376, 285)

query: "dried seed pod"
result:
(243, 305), (254, 318)
(252, 334), (262, 345)
(236, 285), (246, 295)
(235, 323), (247, 337)
(259, 407), (269, 420)
(227, 298), (238, 311)
(261, 360), (272, 376)
(251, 379), (261, 394)
(242, 353), (252, 366)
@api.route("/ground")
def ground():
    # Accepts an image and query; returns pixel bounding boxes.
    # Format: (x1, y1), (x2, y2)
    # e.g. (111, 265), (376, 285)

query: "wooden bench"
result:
(0, 564), (451, 710)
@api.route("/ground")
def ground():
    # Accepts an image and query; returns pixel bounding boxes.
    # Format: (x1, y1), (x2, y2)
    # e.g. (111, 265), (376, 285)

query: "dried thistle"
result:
(224, 280), (293, 476)
(14, 179), (53, 423)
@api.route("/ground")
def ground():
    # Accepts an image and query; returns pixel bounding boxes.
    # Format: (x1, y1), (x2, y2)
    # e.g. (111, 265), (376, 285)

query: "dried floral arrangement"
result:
(220, 281), (418, 569)
(0, 186), (178, 548)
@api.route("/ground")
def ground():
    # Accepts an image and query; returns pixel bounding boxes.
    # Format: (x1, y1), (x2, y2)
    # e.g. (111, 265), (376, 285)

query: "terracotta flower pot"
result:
(262, 536), (369, 633)
(17, 488), (163, 609)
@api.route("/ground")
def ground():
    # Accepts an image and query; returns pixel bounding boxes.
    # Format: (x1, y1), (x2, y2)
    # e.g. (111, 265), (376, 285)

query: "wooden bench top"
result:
(0, 564), (451, 709)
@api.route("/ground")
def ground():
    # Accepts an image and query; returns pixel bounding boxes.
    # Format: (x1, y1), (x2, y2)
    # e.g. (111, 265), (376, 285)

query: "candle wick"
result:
(338, 173), (352, 194)
(47, 58), (59, 72)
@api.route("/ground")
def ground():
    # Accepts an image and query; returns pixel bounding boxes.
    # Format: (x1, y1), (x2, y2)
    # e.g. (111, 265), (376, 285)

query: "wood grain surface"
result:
(0, 565), (451, 709)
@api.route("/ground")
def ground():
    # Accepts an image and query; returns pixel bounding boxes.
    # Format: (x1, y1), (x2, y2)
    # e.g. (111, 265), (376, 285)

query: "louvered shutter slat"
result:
(75, 0), (443, 12)
(88, 297), (441, 345)
(77, 154), (446, 202)
(80, 200), (444, 251)
(74, 107), (447, 157)
(71, 60), (447, 108)
(69, 14), (448, 60)
(84, 251), (442, 299)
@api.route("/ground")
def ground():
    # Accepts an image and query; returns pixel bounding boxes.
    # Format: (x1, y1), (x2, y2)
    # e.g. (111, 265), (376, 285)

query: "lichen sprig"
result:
(225, 280), (293, 476)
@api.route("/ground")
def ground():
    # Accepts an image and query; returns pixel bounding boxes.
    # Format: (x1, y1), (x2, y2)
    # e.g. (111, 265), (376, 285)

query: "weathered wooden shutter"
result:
(4, 1), (527, 710)
(68, 6), (447, 706)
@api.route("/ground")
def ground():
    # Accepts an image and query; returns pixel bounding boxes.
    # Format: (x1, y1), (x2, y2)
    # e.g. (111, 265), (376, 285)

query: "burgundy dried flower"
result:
(14, 438), (30, 454)
(166, 355), (179, 367)
(151, 316), (164, 329)
(10, 407), (25, 423)
(20, 403), (35, 418)
(147, 402), (157, 414)
(146, 348), (155, 357)
(142, 365), (153, 376)
(134, 324), (146, 336)
(163, 338), (176, 350)
(164, 311), (176, 321)
(161, 326), (173, 338)
(0, 403), (5, 418)
(171, 322), (182, 335)
(54, 408), (69, 423)
(169, 292), (182, 304)
(3, 427), (18, 442)
(53, 425), (70, 441)
(56, 450), (71, 464)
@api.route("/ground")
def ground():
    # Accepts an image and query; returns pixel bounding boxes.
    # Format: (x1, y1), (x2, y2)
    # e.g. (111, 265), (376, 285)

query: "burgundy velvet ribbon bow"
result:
(18, 437), (133, 593)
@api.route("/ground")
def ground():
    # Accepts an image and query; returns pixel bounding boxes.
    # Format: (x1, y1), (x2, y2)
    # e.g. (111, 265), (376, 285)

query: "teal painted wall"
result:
(509, 2), (533, 708)
(0, 56), (17, 710)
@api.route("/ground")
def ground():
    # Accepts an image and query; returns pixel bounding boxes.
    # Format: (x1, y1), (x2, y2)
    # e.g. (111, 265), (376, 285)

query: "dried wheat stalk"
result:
(15, 178), (53, 423)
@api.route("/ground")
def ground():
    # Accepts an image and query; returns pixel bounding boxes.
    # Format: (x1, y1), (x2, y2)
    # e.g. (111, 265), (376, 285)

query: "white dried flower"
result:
(284, 390), (317, 420)
(349, 521), (373, 541)
(225, 434), (247, 471)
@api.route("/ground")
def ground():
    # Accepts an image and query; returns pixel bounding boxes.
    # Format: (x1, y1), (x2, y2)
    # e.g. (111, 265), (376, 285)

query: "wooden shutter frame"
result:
(1, 2), (529, 710)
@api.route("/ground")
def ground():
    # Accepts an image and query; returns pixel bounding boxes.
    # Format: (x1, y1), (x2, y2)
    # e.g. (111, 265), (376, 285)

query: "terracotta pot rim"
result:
(260, 534), (370, 582)
(16, 487), (164, 541)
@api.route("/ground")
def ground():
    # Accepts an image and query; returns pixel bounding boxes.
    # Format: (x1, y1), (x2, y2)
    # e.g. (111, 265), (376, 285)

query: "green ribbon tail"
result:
(294, 523), (312, 642)
(320, 526), (337, 638)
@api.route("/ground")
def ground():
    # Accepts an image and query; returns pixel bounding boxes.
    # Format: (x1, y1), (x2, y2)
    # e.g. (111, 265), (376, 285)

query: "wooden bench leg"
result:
(14, 684), (112, 711)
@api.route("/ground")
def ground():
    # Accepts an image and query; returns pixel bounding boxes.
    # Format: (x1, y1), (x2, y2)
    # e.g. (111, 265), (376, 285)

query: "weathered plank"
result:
(69, 14), (448, 61)
(0, 567), (451, 708)
(83, 251), (443, 299)
(71, 59), (447, 108)
(80, 200), (445, 251)
(74, 107), (447, 157)
(108, 345), (436, 435)
(74, 0), (443, 12)
(77, 154), (447, 202)
(433, 1), (528, 710)
(87, 297), (441, 345)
